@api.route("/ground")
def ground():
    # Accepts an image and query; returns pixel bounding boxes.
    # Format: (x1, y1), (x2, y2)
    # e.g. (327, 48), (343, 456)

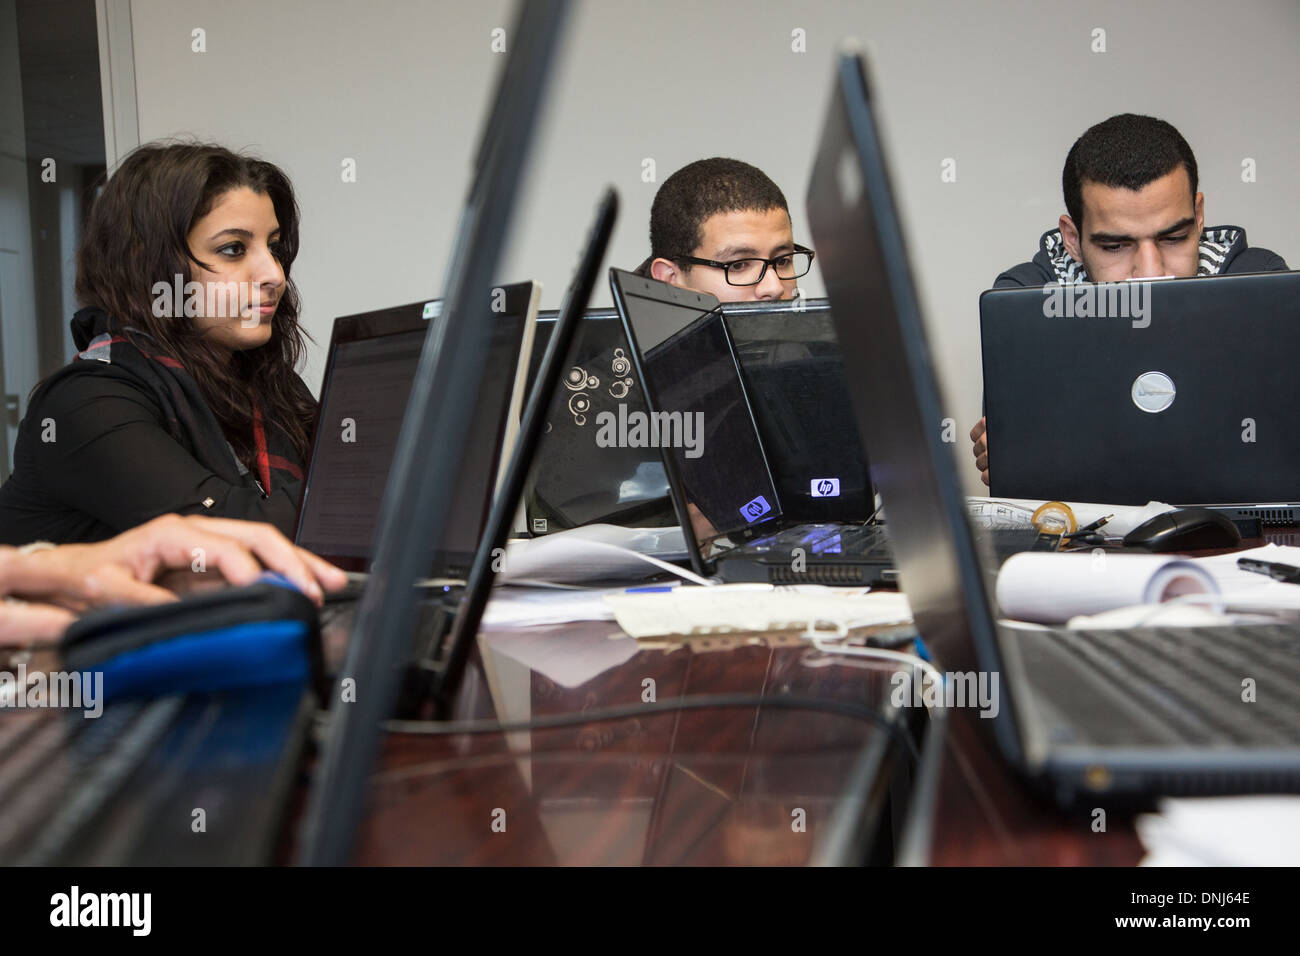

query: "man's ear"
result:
(1059, 214), (1083, 262)
(1194, 191), (1205, 233)
(649, 257), (681, 286)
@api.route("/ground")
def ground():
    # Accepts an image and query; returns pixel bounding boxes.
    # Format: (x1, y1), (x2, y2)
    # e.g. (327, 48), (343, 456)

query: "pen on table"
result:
(1237, 557), (1300, 584)
(1062, 514), (1115, 547)
(1066, 514), (1113, 537)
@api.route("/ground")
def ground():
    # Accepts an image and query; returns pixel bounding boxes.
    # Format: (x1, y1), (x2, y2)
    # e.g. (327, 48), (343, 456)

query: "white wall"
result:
(127, 0), (1300, 492)
(0, 0), (41, 475)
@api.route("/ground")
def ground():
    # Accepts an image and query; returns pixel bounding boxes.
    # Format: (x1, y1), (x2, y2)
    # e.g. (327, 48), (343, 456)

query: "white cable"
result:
(509, 538), (714, 588)
(590, 542), (714, 586)
(808, 637), (948, 711)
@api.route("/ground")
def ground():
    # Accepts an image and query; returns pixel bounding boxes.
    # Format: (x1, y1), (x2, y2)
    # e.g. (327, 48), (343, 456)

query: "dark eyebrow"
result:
(711, 245), (760, 260)
(1155, 217), (1196, 238)
(208, 227), (281, 242)
(1089, 217), (1196, 245)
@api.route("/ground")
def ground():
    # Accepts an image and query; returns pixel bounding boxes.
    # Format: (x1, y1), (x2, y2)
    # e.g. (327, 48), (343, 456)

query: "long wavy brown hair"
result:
(75, 141), (316, 471)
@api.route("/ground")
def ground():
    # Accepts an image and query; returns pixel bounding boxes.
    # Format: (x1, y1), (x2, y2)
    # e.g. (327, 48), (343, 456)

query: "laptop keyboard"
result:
(0, 696), (183, 864)
(746, 523), (889, 555)
(1038, 624), (1300, 746)
(745, 523), (1044, 561)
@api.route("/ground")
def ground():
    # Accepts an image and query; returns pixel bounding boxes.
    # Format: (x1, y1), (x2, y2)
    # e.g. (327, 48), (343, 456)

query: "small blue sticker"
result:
(739, 495), (772, 523)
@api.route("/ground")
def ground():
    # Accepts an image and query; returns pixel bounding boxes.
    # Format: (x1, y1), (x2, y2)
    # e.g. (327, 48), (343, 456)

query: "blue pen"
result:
(624, 585), (676, 593)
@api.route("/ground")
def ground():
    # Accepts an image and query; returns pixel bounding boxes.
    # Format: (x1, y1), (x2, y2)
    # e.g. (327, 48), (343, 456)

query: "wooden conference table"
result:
(304, 529), (1296, 866)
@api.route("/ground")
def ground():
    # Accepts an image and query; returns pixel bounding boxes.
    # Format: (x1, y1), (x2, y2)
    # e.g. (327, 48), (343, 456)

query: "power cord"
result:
(314, 691), (919, 761)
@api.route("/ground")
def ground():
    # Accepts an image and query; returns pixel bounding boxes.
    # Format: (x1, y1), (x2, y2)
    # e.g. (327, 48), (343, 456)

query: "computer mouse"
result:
(1122, 507), (1242, 552)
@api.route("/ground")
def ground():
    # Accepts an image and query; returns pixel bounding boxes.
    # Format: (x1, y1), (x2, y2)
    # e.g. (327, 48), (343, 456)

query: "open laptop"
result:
(0, 268), (558, 865)
(521, 306), (674, 533)
(430, 189), (619, 706)
(610, 268), (896, 586)
(297, 0), (578, 866)
(523, 296), (873, 532)
(294, 281), (540, 581)
(723, 297), (873, 522)
(981, 272), (1300, 522)
(808, 48), (1300, 804)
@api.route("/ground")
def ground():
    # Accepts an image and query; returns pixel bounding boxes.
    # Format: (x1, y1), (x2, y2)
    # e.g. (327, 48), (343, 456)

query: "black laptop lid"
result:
(299, 0), (569, 867)
(295, 282), (535, 574)
(611, 269), (784, 568)
(435, 188), (619, 699)
(522, 307), (672, 532)
(525, 296), (873, 530)
(807, 50), (1023, 765)
(981, 271), (1300, 505)
(723, 298), (873, 521)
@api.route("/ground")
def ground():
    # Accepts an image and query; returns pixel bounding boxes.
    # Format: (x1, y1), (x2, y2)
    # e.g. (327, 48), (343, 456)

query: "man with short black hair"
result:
(636, 157), (813, 303)
(970, 113), (1288, 485)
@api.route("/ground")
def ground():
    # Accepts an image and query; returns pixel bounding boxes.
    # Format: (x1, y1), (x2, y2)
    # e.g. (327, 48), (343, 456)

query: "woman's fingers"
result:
(0, 601), (77, 646)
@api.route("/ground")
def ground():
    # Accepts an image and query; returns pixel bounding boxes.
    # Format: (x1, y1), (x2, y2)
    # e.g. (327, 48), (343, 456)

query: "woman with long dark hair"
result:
(0, 142), (318, 544)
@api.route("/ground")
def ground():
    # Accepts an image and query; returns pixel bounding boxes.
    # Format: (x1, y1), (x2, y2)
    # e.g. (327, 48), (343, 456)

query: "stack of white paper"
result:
(967, 497), (1174, 536)
(501, 524), (694, 585)
(1138, 797), (1300, 866)
(480, 586), (618, 627)
(604, 585), (912, 639)
(1192, 544), (1300, 612)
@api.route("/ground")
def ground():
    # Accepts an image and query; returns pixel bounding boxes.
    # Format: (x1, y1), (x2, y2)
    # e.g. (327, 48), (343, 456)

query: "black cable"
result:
(351, 692), (920, 761)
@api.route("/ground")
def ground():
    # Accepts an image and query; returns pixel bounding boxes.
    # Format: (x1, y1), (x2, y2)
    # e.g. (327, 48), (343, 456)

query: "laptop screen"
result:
(526, 298), (873, 531)
(723, 298), (873, 522)
(807, 51), (1023, 764)
(522, 308), (672, 533)
(616, 277), (782, 560)
(295, 292), (533, 573)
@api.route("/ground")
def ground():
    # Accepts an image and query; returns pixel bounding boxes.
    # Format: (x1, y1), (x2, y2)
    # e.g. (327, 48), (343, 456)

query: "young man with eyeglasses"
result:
(626, 158), (814, 540)
(634, 157), (814, 303)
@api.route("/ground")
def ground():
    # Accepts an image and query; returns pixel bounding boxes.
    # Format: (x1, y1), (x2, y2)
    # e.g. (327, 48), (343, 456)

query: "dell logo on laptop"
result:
(1131, 371), (1176, 413)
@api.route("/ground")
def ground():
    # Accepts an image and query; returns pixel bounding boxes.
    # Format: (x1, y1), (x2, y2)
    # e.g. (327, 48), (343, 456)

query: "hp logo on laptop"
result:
(739, 495), (772, 523)
(1131, 371), (1176, 413)
(811, 478), (841, 498)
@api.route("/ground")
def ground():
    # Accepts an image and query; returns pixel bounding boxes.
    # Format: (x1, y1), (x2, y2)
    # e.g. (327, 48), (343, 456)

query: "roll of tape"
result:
(1030, 500), (1077, 535)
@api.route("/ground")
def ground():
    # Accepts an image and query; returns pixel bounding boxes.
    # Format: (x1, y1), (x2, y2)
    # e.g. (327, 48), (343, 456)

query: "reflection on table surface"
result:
(319, 614), (913, 866)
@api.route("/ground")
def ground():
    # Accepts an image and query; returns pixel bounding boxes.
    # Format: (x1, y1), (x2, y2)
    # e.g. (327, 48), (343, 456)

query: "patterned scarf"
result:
(1041, 227), (1242, 284)
(51, 307), (304, 495)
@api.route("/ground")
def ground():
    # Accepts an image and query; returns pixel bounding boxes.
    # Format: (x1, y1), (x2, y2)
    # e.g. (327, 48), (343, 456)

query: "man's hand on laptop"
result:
(970, 417), (990, 487)
(0, 515), (348, 645)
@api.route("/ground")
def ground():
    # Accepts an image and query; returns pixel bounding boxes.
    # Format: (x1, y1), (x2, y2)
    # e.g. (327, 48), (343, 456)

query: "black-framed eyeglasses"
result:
(673, 245), (815, 287)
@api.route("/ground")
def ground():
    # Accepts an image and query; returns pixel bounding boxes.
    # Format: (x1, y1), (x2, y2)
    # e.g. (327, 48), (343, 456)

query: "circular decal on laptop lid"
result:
(1131, 371), (1176, 413)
